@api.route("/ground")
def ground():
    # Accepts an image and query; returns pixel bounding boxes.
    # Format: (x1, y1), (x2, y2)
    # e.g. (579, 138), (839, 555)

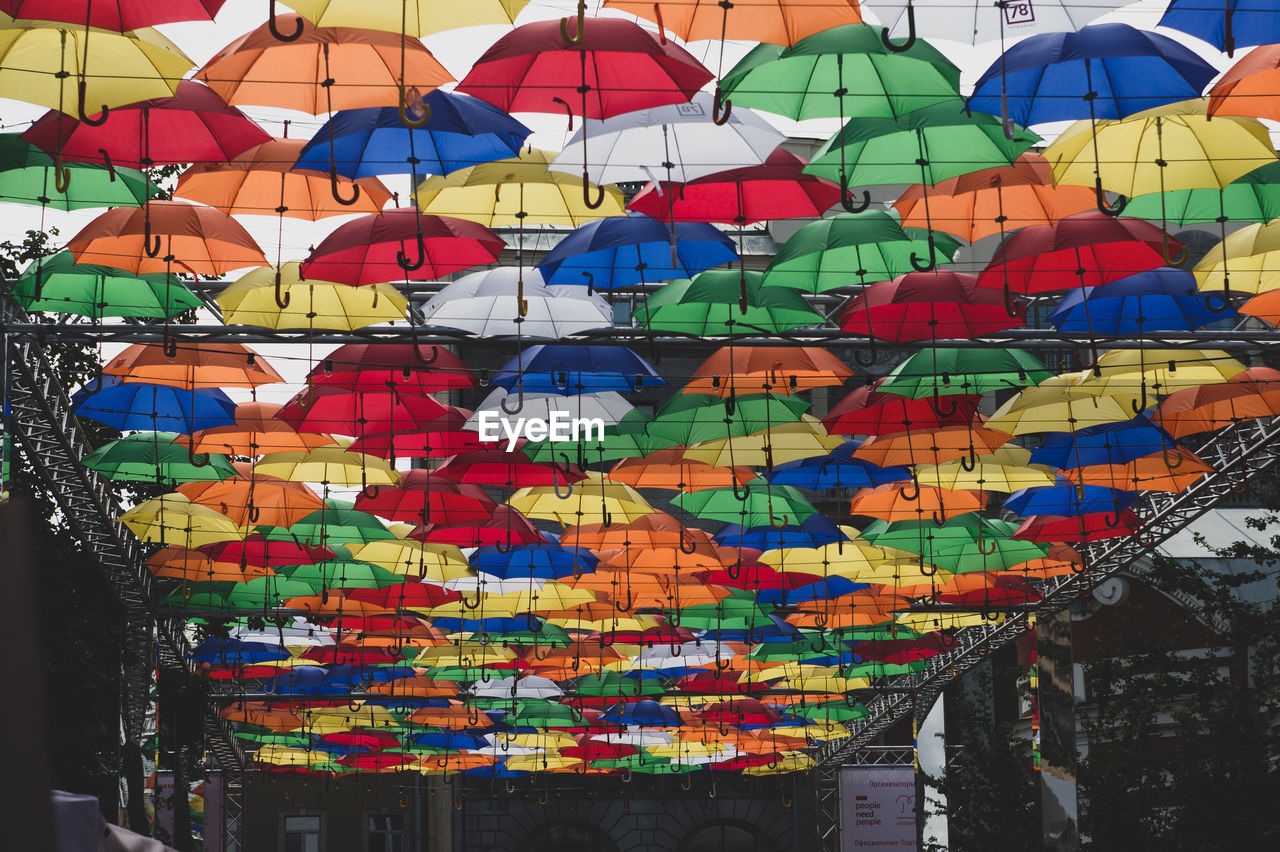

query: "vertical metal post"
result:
(1036, 610), (1079, 850)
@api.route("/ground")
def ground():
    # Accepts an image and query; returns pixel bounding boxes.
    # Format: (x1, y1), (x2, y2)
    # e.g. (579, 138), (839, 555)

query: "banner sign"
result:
(839, 766), (918, 851)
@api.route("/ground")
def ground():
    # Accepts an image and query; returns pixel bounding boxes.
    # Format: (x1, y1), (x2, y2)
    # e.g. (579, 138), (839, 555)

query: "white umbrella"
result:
(419, 267), (613, 339)
(549, 92), (785, 185)
(467, 388), (635, 430)
(468, 675), (564, 699)
(861, 0), (1123, 47)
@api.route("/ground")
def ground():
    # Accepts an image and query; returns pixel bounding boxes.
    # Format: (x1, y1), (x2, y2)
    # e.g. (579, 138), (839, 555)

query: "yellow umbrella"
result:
(759, 534), (912, 577)
(218, 263), (406, 331)
(1045, 100), (1276, 198)
(1194, 218), (1280, 296)
(743, 752), (817, 775)
(415, 148), (624, 227)
(542, 613), (660, 632)
(303, 704), (399, 731)
(496, 732), (578, 750)
(916, 446), (1057, 492)
(253, 746), (330, 768)
(682, 416), (845, 467)
(413, 644), (515, 666)
(354, 539), (471, 580)
(986, 372), (1140, 435)
(254, 446), (398, 487)
(0, 21), (190, 114)
(426, 593), (521, 618)
(119, 493), (243, 549)
(510, 472), (654, 526)
(1081, 349), (1246, 400)
(510, 583), (599, 613)
(895, 611), (1006, 632)
(287, 0), (527, 36)
(505, 754), (583, 772)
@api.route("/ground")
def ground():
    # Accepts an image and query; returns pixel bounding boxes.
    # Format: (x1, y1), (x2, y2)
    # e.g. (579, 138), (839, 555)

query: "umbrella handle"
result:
(329, 167), (361, 206)
(680, 774), (693, 791)
(532, 643), (553, 661)
(143, 210), (162, 258)
(919, 553), (936, 576)
(1161, 234), (1188, 267)
(272, 268), (291, 309)
(1204, 281), (1232, 314)
(268, 0), (304, 41)
(730, 478), (747, 501)
(839, 176), (870, 214)
(78, 363), (108, 400)
(977, 528), (996, 556)
(552, 464), (574, 500)
(959, 447), (977, 472)
(461, 592), (482, 610)
(620, 766), (632, 783)
(930, 510), (945, 525)
(397, 232), (426, 273)
(1102, 511), (1121, 528)
(187, 440), (211, 470)
(581, 175), (606, 210)
(499, 386), (525, 415)
(679, 526), (698, 555)
(398, 85), (431, 129)
(76, 80), (109, 126)
(927, 394), (959, 418)
(1162, 444), (1185, 470)
(909, 231), (937, 272)
(813, 609), (828, 629)
(52, 155), (71, 193)
(560, 1), (587, 46)
(712, 85), (732, 126)
(880, 1), (917, 52)
(853, 335), (877, 368)
(1130, 383), (1149, 414)
(1094, 177), (1127, 217)
(768, 506), (789, 529)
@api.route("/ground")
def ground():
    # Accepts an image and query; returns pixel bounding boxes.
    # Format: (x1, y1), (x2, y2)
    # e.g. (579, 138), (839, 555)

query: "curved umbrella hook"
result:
(1130, 382), (1149, 414)
(928, 393), (959, 418)
(397, 85), (431, 129)
(499, 386), (525, 415)
(976, 526), (996, 556)
(679, 525), (698, 555)
(397, 232), (426, 273)
(329, 167), (360, 206)
(560, 0), (587, 46)
(1162, 443), (1185, 470)
(267, 0), (304, 41)
(1161, 235), (1188, 267)
(959, 445), (978, 473)
(1204, 282), (1232, 314)
(881, 1), (918, 52)
(909, 231), (937, 272)
(76, 80), (109, 126)
(143, 205), (162, 258)
(839, 174), (870, 214)
(52, 155), (71, 193)
(900, 475), (920, 502)
(712, 84), (733, 126)
(1094, 178), (1127, 217)
(552, 460), (574, 500)
(273, 268), (291, 309)
(461, 591), (483, 610)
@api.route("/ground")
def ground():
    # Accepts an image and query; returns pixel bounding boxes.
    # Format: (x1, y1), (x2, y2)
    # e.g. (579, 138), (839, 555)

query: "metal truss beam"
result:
(811, 411), (1280, 851)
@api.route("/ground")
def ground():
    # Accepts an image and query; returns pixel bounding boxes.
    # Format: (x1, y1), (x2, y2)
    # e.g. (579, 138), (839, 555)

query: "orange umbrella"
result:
(367, 677), (457, 698)
(197, 14), (452, 114)
(407, 703), (494, 729)
(1063, 447), (1214, 494)
(608, 448), (756, 491)
(853, 425), (1011, 468)
(605, 0), (861, 46)
(683, 345), (854, 397)
(561, 512), (717, 551)
(1208, 45), (1280, 122)
(1240, 289), (1280, 327)
(145, 545), (271, 582)
(67, 200), (268, 276)
(103, 342), (282, 389)
(174, 139), (392, 219)
(177, 470), (326, 527)
(186, 402), (336, 457)
(1153, 367), (1280, 438)
(895, 153), (1095, 244)
(220, 704), (306, 731)
(282, 595), (391, 618)
(596, 542), (734, 573)
(849, 482), (988, 522)
(786, 610), (898, 630)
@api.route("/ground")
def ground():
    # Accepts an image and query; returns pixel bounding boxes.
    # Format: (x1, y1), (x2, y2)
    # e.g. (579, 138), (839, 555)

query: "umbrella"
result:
(23, 80), (270, 170)
(119, 493), (243, 549)
(1082, 349), (1246, 406)
(412, 505), (543, 550)
(1240, 289), (1280, 326)
(984, 373), (1140, 436)
(853, 425), (1011, 468)
(217, 264), (406, 331)
(67, 200), (268, 277)
(967, 24), (1217, 127)
(671, 482), (816, 527)
(348, 407), (495, 460)
(510, 473), (653, 526)
(71, 377), (237, 433)
(492, 345), (664, 395)
(1159, 0), (1280, 56)
(470, 389), (633, 433)
(187, 402), (335, 457)
(1209, 45), (1280, 123)
(1064, 448), (1213, 494)
(195, 13), (452, 114)
(254, 447), (398, 489)
(894, 152), (1097, 244)
(1123, 162), (1280, 226)
(823, 384), (980, 436)
(1013, 511), (1139, 543)
(876, 348), (1051, 399)
(0, 133), (151, 209)
(1030, 419), (1183, 470)
(610, 448), (755, 492)
(306, 344), (475, 394)
(285, 0), (527, 35)
(861, 0), (1121, 46)
(434, 448), (584, 489)
(179, 472), (327, 528)
(915, 446), (1056, 493)
(1193, 218), (1280, 297)
(848, 482), (987, 523)
(635, 270), (823, 336)
(1047, 267), (1233, 335)
(12, 252), (198, 319)
(82, 432), (235, 483)
(278, 386), (451, 439)
(419, 268), (613, 339)
(685, 345), (853, 398)
(547, 92), (784, 186)
(201, 535), (334, 569)
(355, 470), (497, 526)
(0, 0), (223, 29)
(536, 215), (737, 291)
(606, 0), (861, 45)
(645, 392), (809, 445)
(838, 271), (1025, 342)
(1004, 482), (1138, 519)
(300, 210), (504, 286)
(682, 417), (846, 468)
(1154, 368), (1280, 438)
(762, 210), (959, 294)
(766, 443), (909, 490)
(174, 138), (392, 219)
(103, 342), (281, 389)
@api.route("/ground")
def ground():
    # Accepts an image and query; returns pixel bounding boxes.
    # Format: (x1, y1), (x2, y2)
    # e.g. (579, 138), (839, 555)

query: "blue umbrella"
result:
(713, 514), (847, 551)
(766, 442), (911, 489)
(536, 214), (737, 291)
(1048, 267), (1237, 334)
(968, 24), (1218, 126)
(755, 577), (867, 607)
(71, 377), (237, 433)
(1004, 481), (1139, 518)
(431, 616), (541, 633)
(470, 544), (598, 579)
(598, 699), (682, 727)
(1159, 0), (1280, 55)
(1031, 419), (1180, 469)
(188, 637), (290, 665)
(257, 667), (351, 696)
(703, 614), (801, 644)
(491, 345), (665, 395)
(295, 90), (531, 180)
(410, 731), (490, 750)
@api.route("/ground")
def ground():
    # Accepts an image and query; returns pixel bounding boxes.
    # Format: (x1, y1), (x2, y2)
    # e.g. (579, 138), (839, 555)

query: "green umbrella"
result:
(159, 582), (236, 612)
(574, 671), (664, 697)
(634, 270), (823, 336)
(747, 636), (850, 662)
(762, 211), (961, 293)
(860, 514), (1018, 553)
(876, 347), (1051, 398)
(927, 537), (1049, 573)
(279, 559), (406, 591)
(645, 393), (809, 445)
(596, 754), (673, 773)
(82, 431), (236, 483)
(675, 596), (775, 631)
(1124, 161), (1280, 226)
(672, 481), (816, 527)
(13, 251), (200, 319)
(0, 133), (152, 210)
(720, 25), (960, 122)
(227, 576), (319, 610)
(804, 102), (1038, 188)
(525, 410), (672, 465)
(235, 730), (313, 748)
(273, 507), (395, 546)
(795, 701), (868, 722)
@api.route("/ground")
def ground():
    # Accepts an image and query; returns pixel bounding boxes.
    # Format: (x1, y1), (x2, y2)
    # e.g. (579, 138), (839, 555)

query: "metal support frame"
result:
(811, 412), (1280, 851)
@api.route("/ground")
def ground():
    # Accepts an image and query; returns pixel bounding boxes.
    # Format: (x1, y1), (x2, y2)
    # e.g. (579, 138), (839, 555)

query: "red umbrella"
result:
(698, 698), (782, 725)
(299, 209), (505, 285)
(561, 738), (639, 760)
(410, 505), (544, 549)
(823, 383), (981, 436)
(303, 645), (403, 667)
(849, 633), (956, 664)
(433, 448), (585, 488)
(1012, 511), (1139, 543)
(355, 469), (497, 525)
(347, 581), (463, 610)
(677, 672), (765, 695)
(626, 148), (842, 224)
(838, 270), (1026, 342)
(700, 563), (823, 590)
(348, 408), (498, 460)
(457, 17), (710, 207)
(23, 80), (271, 169)
(307, 343), (476, 393)
(0, 0), (224, 29)
(199, 535), (334, 568)
(279, 387), (451, 438)
(977, 211), (1180, 300)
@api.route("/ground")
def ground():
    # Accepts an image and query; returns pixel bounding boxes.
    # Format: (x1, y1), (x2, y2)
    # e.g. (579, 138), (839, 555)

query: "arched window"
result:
(679, 820), (775, 852)
(524, 821), (619, 852)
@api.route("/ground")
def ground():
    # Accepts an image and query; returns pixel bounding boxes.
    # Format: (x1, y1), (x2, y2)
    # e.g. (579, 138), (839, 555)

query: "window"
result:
(525, 821), (618, 852)
(679, 820), (775, 852)
(367, 812), (406, 852)
(281, 813), (323, 852)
